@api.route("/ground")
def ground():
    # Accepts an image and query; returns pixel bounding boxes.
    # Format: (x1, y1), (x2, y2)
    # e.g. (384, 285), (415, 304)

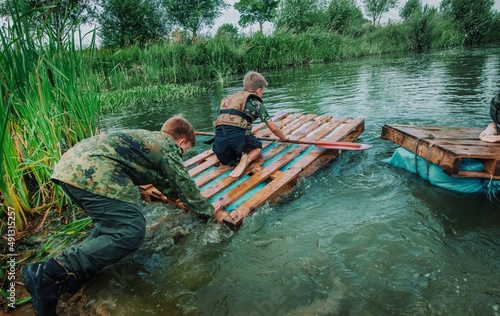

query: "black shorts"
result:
(212, 126), (262, 166)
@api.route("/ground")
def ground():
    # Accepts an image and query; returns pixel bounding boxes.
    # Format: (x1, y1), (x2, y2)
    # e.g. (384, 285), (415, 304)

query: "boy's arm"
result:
(266, 121), (288, 141)
(256, 103), (287, 141)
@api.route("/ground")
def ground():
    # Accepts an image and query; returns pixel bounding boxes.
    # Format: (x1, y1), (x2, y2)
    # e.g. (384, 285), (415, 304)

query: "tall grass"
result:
(98, 5), (500, 90)
(94, 15), (496, 89)
(0, 0), (101, 230)
(100, 84), (207, 112)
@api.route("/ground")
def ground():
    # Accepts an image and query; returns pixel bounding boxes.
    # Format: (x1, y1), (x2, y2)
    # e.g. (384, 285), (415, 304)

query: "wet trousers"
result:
(56, 183), (146, 281)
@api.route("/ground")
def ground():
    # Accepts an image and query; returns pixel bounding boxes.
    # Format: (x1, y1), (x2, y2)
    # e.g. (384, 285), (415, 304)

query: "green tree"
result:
(234, 0), (279, 33)
(0, 0), (99, 43)
(400, 0), (422, 21)
(361, 0), (398, 25)
(440, 0), (494, 45)
(327, 0), (365, 35)
(405, 5), (437, 52)
(275, 0), (326, 33)
(163, 0), (229, 40)
(98, 0), (169, 47)
(215, 23), (240, 39)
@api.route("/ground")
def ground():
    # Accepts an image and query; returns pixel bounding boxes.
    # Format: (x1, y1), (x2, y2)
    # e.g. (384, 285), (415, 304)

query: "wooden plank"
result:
(220, 118), (368, 227)
(381, 124), (500, 179)
(300, 118), (366, 178)
(200, 143), (289, 198)
(192, 141), (273, 187)
(293, 115), (333, 138)
(188, 155), (219, 178)
(285, 114), (323, 136)
(184, 149), (213, 169)
(222, 145), (332, 227)
(212, 146), (310, 209)
(252, 113), (291, 135)
(324, 117), (365, 141)
(194, 165), (231, 187)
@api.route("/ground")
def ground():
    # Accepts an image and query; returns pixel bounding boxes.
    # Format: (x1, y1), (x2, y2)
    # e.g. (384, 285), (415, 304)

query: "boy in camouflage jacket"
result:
(212, 71), (288, 178)
(22, 115), (218, 315)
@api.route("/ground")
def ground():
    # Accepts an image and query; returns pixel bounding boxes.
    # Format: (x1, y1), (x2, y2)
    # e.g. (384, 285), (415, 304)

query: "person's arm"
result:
(257, 103), (288, 141)
(266, 121), (288, 141)
(155, 150), (214, 217)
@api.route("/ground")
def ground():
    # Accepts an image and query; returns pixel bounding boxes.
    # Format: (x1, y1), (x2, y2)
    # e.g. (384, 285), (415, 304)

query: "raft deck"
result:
(381, 124), (500, 179)
(140, 113), (366, 228)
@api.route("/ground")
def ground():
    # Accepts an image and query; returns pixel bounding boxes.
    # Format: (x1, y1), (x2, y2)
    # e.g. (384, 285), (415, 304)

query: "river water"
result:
(67, 47), (500, 315)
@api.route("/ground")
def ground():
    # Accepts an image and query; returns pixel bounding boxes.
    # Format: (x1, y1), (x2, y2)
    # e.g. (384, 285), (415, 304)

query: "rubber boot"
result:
(22, 259), (68, 316)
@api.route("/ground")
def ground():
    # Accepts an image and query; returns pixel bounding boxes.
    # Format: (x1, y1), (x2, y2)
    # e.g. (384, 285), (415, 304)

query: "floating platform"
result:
(140, 113), (365, 228)
(381, 124), (500, 179)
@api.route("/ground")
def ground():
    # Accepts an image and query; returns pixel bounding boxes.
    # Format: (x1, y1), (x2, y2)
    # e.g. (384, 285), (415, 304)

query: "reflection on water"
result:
(78, 47), (500, 315)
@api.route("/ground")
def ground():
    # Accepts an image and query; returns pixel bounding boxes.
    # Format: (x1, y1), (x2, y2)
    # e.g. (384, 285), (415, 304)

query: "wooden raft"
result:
(140, 113), (365, 228)
(381, 124), (500, 179)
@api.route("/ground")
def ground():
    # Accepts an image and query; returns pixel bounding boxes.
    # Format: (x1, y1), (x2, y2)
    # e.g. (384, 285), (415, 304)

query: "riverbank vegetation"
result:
(94, 0), (499, 87)
(0, 0), (499, 300)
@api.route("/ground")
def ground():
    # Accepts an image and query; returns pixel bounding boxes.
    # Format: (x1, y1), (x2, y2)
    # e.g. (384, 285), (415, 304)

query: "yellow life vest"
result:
(214, 91), (262, 130)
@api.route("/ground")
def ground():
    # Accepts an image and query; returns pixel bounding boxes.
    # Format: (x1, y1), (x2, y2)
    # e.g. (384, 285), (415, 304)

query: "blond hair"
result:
(243, 71), (267, 92)
(161, 114), (196, 146)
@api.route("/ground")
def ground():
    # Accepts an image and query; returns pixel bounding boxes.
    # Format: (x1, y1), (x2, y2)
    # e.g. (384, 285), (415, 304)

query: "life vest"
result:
(490, 92), (500, 125)
(214, 91), (262, 130)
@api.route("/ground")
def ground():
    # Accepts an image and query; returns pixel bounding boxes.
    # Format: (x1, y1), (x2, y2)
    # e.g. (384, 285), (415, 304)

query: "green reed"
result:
(0, 0), (101, 230)
(35, 217), (92, 260)
(94, 27), (431, 89)
(101, 84), (208, 113)
(94, 11), (499, 89)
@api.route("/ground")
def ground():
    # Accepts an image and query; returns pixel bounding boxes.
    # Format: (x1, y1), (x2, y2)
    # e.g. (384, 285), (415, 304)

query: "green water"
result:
(73, 47), (500, 315)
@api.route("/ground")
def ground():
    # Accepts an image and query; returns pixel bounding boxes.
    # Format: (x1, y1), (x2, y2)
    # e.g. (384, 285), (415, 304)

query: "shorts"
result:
(212, 125), (262, 166)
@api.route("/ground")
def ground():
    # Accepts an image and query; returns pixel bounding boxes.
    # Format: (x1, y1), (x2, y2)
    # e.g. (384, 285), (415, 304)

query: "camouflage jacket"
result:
(51, 130), (214, 216)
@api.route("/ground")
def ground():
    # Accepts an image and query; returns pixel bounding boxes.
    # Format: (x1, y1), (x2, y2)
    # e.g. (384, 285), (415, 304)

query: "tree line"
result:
(0, 0), (497, 48)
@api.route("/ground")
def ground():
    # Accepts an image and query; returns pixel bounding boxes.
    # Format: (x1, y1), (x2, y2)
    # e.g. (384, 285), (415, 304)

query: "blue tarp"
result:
(384, 147), (500, 196)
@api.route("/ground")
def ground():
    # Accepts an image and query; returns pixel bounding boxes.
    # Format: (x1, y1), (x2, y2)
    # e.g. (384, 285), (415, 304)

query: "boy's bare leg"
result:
(230, 148), (262, 178)
(480, 134), (500, 143)
(479, 122), (498, 137)
(250, 157), (264, 174)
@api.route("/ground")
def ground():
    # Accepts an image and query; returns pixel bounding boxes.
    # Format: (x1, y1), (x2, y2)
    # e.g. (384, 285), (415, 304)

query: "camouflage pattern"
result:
(214, 91), (271, 130)
(51, 130), (214, 216)
(490, 91), (500, 125)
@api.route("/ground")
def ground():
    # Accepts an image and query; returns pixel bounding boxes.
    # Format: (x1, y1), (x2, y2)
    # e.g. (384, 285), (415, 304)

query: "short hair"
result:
(243, 71), (267, 92)
(161, 114), (196, 146)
